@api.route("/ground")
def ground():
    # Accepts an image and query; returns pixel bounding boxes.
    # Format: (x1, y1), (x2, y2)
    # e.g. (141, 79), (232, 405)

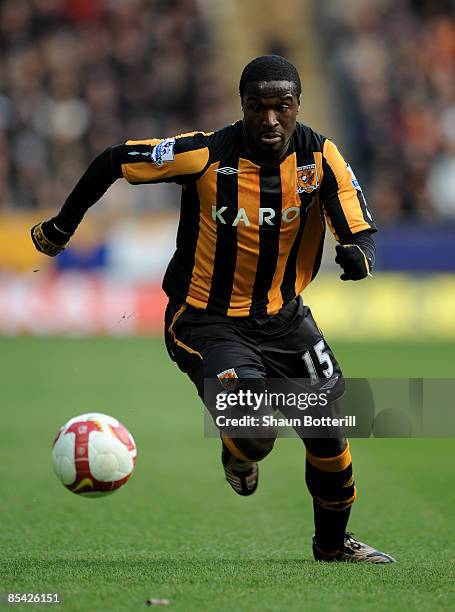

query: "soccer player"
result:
(32, 55), (395, 563)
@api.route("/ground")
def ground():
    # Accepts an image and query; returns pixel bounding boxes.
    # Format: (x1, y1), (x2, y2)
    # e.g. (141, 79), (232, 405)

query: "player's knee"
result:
(304, 436), (347, 458)
(248, 434), (277, 461)
(229, 433), (277, 462)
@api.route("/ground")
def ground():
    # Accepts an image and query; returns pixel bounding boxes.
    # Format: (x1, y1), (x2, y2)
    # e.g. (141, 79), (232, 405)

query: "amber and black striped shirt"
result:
(119, 121), (376, 317)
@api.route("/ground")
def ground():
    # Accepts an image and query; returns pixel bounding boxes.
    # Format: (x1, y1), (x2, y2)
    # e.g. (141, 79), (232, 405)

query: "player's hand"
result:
(335, 244), (372, 281)
(31, 218), (72, 257)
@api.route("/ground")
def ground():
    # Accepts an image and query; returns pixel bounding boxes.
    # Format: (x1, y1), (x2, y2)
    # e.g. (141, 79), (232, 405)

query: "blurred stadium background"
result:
(1, 0), (454, 340)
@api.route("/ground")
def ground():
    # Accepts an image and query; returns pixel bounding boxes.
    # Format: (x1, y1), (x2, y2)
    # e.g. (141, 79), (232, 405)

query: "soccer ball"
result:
(52, 413), (137, 497)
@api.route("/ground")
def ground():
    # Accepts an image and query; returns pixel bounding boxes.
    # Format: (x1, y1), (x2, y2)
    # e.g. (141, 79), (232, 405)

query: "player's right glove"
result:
(31, 218), (73, 257)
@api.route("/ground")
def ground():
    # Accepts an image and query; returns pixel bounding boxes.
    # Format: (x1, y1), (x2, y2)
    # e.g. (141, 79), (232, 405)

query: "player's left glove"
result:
(335, 244), (372, 281)
(31, 218), (72, 257)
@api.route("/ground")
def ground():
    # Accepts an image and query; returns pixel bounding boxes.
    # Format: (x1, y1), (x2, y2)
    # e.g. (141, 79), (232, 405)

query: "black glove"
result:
(31, 218), (72, 257)
(335, 244), (372, 281)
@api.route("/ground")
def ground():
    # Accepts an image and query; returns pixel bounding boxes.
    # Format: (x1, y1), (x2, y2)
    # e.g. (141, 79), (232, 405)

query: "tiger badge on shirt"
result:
(296, 164), (319, 194)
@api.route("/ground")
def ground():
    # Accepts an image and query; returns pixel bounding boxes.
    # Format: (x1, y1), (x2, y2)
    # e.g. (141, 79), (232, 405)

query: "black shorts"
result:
(164, 296), (344, 408)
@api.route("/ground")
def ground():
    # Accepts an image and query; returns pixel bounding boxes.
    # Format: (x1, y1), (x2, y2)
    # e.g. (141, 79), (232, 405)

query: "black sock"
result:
(313, 502), (351, 550)
(305, 443), (356, 551)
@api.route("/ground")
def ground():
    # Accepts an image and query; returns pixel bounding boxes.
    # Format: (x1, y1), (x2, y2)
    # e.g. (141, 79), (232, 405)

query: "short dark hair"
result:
(239, 55), (301, 98)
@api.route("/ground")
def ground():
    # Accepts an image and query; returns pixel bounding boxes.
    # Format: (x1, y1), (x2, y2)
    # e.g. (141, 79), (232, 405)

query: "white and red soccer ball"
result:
(52, 413), (137, 496)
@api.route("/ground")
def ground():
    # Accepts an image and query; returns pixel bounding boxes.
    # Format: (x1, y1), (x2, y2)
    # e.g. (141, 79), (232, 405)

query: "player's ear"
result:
(297, 96), (301, 112)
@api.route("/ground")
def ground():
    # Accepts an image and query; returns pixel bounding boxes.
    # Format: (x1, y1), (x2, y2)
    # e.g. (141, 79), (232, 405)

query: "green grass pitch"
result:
(0, 337), (454, 611)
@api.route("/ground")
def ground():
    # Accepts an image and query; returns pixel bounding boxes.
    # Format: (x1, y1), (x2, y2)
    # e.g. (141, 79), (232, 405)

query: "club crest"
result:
(296, 164), (319, 194)
(217, 368), (239, 390)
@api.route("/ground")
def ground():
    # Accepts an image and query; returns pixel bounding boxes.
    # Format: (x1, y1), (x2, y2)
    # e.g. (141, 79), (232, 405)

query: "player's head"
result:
(240, 55), (301, 160)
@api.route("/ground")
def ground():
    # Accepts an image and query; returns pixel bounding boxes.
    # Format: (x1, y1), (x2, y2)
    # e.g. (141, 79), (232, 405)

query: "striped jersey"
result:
(119, 121), (376, 317)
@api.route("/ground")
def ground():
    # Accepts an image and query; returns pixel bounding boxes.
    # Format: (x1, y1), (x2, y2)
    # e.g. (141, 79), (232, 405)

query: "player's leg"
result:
(164, 301), (277, 494)
(259, 297), (395, 562)
(285, 403), (358, 555)
(215, 373), (277, 496)
(302, 434), (355, 553)
(299, 432), (394, 562)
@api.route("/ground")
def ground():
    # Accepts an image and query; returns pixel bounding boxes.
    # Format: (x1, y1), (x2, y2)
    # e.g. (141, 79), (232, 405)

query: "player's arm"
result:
(31, 146), (121, 255)
(319, 138), (377, 281)
(31, 134), (210, 257)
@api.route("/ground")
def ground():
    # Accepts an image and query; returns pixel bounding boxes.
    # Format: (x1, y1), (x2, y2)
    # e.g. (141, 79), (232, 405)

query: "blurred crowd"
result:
(318, 0), (455, 222)
(0, 0), (223, 212)
(2, 0), (454, 224)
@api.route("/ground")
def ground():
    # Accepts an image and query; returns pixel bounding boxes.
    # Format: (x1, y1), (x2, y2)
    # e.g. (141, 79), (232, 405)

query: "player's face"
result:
(242, 80), (300, 161)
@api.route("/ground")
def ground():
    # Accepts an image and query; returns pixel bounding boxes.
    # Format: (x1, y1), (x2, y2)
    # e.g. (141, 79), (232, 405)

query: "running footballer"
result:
(31, 55), (395, 563)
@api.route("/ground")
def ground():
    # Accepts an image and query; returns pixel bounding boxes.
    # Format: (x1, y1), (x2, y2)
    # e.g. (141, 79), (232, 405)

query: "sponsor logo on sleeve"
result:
(347, 163), (374, 220)
(347, 163), (362, 191)
(151, 138), (176, 166)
